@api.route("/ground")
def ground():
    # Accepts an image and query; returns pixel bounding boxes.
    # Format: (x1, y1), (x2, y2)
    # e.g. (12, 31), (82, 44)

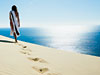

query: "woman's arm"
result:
(9, 12), (14, 31)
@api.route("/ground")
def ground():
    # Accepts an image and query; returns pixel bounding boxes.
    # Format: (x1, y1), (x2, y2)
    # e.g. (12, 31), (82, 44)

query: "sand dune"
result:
(0, 35), (100, 75)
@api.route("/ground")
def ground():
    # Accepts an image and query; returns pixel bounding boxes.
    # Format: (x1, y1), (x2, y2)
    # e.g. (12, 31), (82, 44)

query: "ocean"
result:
(0, 25), (100, 57)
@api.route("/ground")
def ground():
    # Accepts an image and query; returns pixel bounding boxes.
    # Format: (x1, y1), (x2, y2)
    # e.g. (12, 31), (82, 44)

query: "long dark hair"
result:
(12, 5), (18, 12)
(12, 5), (18, 16)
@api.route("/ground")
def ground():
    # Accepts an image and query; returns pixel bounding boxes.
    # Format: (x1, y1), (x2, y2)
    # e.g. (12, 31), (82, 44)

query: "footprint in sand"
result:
(19, 44), (32, 52)
(20, 50), (31, 55)
(18, 44), (27, 49)
(32, 66), (49, 74)
(19, 45), (32, 55)
(16, 43), (28, 49)
(16, 43), (32, 55)
(21, 47), (32, 52)
(28, 57), (48, 63)
(22, 45), (27, 48)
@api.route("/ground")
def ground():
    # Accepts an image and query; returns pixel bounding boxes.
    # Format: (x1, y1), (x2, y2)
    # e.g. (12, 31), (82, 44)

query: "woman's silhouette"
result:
(9, 5), (20, 43)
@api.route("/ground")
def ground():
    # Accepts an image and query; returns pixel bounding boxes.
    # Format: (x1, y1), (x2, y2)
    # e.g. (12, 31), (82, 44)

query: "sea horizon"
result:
(0, 25), (100, 57)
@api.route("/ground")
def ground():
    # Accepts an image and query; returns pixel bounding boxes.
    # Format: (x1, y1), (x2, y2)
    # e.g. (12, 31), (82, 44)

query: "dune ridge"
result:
(0, 35), (100, 75)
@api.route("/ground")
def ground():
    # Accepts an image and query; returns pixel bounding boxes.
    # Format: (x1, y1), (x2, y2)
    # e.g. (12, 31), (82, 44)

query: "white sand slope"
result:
(0, 35), (100, 75)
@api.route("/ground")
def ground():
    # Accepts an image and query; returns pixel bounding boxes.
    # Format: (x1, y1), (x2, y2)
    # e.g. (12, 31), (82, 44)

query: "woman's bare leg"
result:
(13, 32), (17, 43)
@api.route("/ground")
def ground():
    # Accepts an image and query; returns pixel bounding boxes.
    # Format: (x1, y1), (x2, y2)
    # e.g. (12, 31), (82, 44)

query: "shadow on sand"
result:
(0, 40), (14, 43)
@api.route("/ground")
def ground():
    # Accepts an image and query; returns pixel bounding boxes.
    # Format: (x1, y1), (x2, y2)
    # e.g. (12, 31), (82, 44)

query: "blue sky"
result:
(0, 0), (100, 27)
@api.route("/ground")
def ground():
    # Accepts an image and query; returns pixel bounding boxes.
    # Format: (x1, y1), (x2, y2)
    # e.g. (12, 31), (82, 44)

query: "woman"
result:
(9, 5), (20, 43)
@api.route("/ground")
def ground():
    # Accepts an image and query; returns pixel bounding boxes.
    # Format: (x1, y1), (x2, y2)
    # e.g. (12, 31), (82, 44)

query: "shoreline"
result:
(0, 35), (100, 75)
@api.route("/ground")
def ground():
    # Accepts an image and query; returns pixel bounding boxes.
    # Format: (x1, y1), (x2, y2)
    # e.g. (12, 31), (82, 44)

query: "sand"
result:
(0, 35), (100, 75)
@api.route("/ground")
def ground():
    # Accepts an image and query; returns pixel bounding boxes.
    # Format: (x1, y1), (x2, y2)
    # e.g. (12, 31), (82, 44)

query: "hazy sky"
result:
(0, 0), (100, 27)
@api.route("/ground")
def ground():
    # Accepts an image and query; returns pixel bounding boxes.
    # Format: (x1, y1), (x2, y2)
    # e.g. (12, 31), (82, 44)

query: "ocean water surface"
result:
(0, 25), (100, 57)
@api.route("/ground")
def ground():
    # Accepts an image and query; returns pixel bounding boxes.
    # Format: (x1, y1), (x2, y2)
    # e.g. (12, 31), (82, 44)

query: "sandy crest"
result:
(0, 35), (100, 75)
